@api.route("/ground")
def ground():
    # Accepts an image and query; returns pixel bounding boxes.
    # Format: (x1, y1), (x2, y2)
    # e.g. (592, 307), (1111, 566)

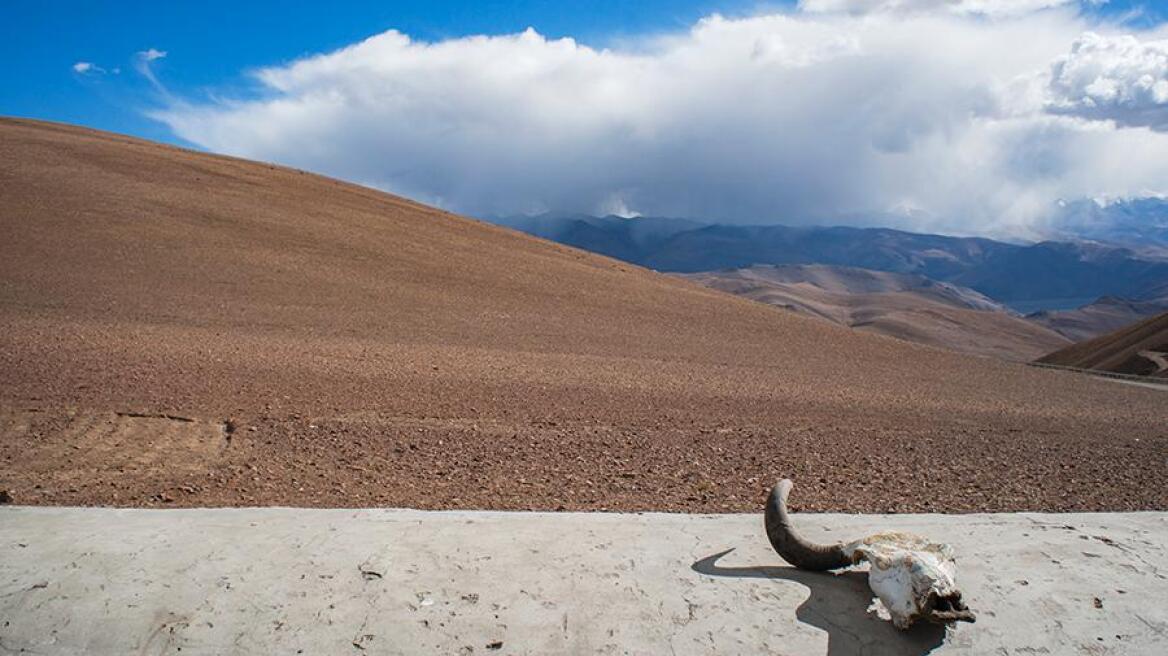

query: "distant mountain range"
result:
(1051, 197), (1168, 254)
(679, 265), (1071, 361)
(679, 264), (1168, 360)
(494, 213), (1168, 311)
(1028, 296), (1168, 343)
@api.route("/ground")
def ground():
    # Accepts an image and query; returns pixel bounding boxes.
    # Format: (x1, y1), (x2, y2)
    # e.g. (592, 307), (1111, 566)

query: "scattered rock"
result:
(486, 641), (503, 650)
(0, 490), (12, 504)
(358, 563), (383, 581)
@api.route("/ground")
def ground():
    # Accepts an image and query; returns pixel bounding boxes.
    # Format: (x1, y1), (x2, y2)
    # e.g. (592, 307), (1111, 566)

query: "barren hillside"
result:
(1038, 311), (1168, 378)
(681, 265), (1071, 361)
(1, 118), (1164, 513)
(1029, 296), (1168, 342)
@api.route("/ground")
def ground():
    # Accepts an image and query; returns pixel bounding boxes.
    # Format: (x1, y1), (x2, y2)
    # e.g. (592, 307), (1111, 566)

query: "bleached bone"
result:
(764, 479), (976, 629)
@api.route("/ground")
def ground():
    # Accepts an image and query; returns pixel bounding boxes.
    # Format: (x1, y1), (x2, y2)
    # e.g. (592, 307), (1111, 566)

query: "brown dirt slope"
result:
(1038, 311), (1168, 378)
(1028, 296), (1168, 343)
(1, 118), (1165, 513)
(681, 265), (1071, 361)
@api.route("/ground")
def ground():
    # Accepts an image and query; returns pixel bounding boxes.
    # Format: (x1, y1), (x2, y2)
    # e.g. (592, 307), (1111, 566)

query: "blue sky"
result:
(2, 0), (1157, 144)
(3, 0), (772, 144)
(4, 1), (1168, 237)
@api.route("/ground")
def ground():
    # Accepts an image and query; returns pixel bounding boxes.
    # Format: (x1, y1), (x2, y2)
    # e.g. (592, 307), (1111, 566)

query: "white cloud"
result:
(134, 48), (170, 95)
(138, 48), (167, 62)
(72, 61), (104, 74)
(798, 0), (1085, 18)
(1047, 32), (1168, 130)
(151, 6), (1168, 239)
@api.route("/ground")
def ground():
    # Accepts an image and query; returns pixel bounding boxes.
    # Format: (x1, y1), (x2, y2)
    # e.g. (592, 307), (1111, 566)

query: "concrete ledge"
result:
(1, 507), (1166, 654)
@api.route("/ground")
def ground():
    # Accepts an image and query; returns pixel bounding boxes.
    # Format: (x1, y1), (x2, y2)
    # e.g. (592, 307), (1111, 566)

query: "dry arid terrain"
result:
(1, 118), (1166, 513)
(1039, 311), (1168, 378)
(680, 264), (1072, 361)
(1029, 296), (1168, 343)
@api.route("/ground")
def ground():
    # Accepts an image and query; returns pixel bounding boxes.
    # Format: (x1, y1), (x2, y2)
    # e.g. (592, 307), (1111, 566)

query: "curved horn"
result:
(765, 479), (850, 571)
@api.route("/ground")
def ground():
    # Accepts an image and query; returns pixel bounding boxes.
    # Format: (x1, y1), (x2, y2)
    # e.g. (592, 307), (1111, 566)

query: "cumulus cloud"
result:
(798, 0), (1084, 18)
(150, 5), (1168, 238)
(1047, 32), (1168, 130)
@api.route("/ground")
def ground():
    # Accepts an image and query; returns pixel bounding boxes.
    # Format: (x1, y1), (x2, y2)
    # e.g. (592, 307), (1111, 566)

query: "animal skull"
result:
(764, 479), (975, 629)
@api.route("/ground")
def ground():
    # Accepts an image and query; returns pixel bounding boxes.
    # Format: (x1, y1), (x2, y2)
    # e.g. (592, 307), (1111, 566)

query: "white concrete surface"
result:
(1, 507), (1166, 655)
(1108, 377), (1168, 391)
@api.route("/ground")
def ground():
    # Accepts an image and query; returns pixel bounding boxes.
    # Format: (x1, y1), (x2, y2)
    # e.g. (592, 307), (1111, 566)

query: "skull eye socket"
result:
(933, 594), (959, 612)
(924, 592), (976, 624)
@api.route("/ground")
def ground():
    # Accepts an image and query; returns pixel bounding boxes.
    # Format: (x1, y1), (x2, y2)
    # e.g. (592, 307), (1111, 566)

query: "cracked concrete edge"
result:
(0, 507), (1166, 655)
